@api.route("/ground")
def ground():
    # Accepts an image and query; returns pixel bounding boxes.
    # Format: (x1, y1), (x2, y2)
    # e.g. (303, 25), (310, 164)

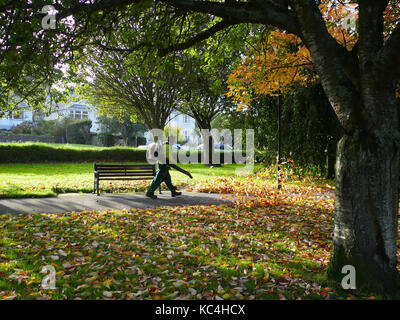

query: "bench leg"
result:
(97, 179), (100, 196)
(159, 186), (162, 194)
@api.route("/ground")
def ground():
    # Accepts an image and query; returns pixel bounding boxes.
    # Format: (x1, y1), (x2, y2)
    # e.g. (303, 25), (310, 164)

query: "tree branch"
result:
(158, 19), (237, 56)
(290, 0), (361, 131)
(160, 0), (301, 35)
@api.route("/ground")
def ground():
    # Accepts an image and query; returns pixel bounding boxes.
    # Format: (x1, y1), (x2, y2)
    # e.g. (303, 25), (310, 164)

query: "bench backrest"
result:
(94, 163), (155, 179)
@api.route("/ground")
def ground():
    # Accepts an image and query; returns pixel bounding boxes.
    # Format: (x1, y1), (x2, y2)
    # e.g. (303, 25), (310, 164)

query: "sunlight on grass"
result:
(0, 163), (254, 198)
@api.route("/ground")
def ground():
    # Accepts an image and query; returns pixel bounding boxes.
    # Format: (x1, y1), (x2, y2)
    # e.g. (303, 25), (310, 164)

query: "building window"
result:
(183, 115), (190, 124)
(71, 110), (81, 119)
(184, 130), (190, 142)
(70, 110), (89, 119)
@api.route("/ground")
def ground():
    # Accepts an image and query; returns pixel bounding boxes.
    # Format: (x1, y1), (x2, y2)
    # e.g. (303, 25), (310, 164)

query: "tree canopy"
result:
(2, 0), (400, 294)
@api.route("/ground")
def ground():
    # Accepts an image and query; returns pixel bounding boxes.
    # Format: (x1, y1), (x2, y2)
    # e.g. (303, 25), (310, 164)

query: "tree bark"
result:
(327, 93), (400, 295)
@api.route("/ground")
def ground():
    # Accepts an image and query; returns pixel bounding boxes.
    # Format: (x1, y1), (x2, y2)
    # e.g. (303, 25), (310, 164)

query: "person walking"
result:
(146, 135), (192, 199)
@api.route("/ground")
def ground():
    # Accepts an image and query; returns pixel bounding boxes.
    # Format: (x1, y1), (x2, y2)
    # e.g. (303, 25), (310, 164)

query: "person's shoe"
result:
(171, 191), (182, 197)
(146, 192), (157, 199)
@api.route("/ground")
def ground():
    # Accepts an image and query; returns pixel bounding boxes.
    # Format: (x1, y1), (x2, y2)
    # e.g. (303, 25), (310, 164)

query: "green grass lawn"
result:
(0, 162), (262, 198)
(0, 161), (332, 199)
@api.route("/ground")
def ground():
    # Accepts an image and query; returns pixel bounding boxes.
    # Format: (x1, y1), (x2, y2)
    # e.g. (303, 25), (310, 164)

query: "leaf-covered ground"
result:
(1, 163), (394, 300)
(0, 166), (389, 300)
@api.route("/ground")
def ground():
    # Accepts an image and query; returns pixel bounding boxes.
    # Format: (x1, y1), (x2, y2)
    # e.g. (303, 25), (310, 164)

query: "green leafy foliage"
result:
(11, 122), (33, 135)
(97, 115), (146, 147)
(213, 84), (342, 177)
(66, 120), (92, 145)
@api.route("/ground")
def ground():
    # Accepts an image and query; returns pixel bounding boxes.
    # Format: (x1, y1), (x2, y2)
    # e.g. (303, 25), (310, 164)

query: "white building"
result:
(144, 111), (201, 145)
(169, 112), (200, 144)
(0, 104), (33, 130)
(0, 100), (100, 133)
(43, 100), (100, 133)
(1, 101), (199, 145)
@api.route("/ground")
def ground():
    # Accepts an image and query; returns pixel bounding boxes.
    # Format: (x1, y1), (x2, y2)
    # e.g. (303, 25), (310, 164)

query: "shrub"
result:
(97, 132), (115, 147)
(11, 121), (33, 134)
(0, 143), (147, 163)
(66, 120), (92, 144)
(136, 136), (147, 146)
(0, 130), (12, 136)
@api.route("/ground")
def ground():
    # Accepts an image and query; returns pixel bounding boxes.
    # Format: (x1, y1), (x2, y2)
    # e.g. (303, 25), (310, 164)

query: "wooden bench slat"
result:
(95, 165), (154, 168)
(97, 177), (154, 181)
(97, 174), (154, 176)
(95, 169), (155, 172)
(96, 170), (154, 174)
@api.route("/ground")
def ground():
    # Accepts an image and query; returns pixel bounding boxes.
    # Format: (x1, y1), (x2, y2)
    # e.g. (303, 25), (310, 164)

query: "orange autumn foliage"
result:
(227, 30), (316, 109)
(227, 1), (400, 109)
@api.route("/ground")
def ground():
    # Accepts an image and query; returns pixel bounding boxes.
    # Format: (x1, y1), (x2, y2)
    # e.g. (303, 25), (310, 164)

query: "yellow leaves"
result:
(88, 275), (98, 282)
(26, 277), (37, 286)
(103, 278), (113, 289)
(227, 30), (317, 107)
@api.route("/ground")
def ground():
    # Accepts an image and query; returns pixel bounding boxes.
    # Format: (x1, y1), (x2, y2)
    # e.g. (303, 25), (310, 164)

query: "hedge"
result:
(0, 143), (250, 164)
(0, 143), (147, 163)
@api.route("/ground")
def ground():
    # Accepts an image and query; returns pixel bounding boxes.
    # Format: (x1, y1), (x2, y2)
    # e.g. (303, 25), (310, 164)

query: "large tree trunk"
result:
(327, 95), (400, 294)
(287, 1), (400, 294)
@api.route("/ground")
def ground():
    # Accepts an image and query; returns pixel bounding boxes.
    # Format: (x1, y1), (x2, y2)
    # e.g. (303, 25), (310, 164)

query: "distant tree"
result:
(163, 123), (186, 145)
(97, 115), (146, 146)
(215, 83), (342, 178)
(77, 43), (181, 130)
(176, 42), (240, 165)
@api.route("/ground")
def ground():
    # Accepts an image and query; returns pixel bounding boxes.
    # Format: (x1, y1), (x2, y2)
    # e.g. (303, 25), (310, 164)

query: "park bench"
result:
(93, 163), (161, 196)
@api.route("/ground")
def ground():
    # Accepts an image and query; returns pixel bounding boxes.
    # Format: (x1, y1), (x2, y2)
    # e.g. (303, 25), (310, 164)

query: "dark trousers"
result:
(147, 164), (176, 194)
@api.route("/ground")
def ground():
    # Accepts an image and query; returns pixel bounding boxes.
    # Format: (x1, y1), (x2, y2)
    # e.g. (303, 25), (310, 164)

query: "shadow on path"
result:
(0, 192), (231, 215)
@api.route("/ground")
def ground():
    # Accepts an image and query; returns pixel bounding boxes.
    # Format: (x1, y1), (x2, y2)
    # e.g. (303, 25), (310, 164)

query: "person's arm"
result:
(169, 163), (193, 179)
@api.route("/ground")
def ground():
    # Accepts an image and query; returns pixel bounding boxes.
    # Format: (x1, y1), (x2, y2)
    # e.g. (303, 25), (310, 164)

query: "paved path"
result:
(0, 192), (230, 215)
